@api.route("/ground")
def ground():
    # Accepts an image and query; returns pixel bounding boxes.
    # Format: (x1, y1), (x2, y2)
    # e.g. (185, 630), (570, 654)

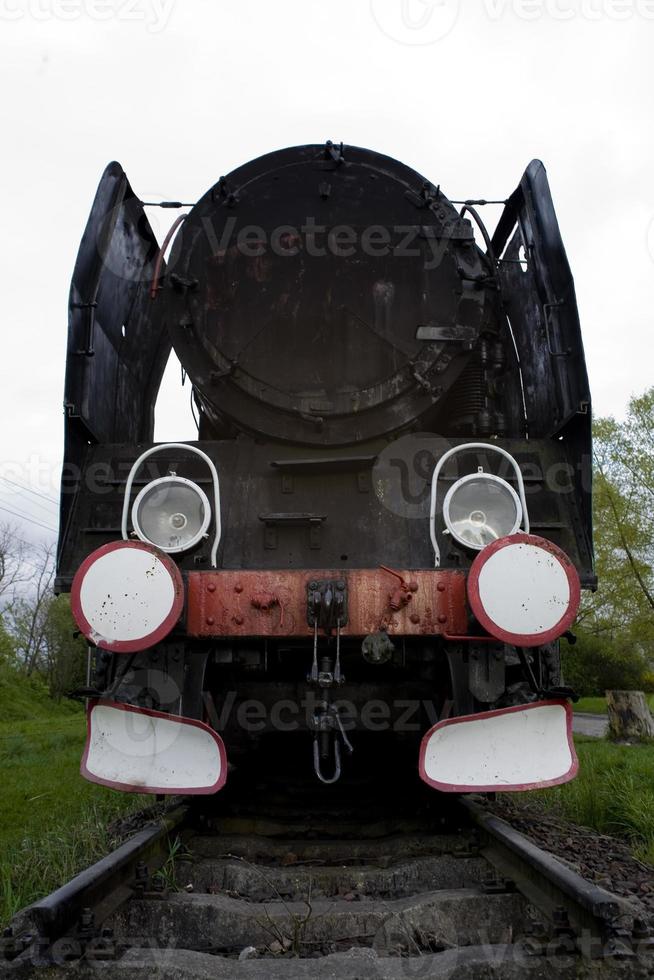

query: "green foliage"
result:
(526, 737), (654, 865)
(0, 662), (80, 723)
(0, 665), (146, 926)
(41, 594), (87, 700)
(580, 390), (654, 651)
(0, 706), (146, 925)
(570, 388), (654, 693)
(562, 629), (651, 697)
(0, 620), (14, 665)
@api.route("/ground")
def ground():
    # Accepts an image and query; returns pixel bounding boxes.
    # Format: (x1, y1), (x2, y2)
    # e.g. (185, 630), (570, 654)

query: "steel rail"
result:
(461, 798), (634, 955)
(4, 805), (189, 967)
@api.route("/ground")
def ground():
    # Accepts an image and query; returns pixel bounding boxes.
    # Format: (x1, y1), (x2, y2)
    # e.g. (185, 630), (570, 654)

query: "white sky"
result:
(1, 0), (653, 546)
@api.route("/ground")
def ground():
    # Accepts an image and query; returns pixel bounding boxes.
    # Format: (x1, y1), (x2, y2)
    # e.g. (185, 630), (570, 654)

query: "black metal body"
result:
(55, 144), (593, 763)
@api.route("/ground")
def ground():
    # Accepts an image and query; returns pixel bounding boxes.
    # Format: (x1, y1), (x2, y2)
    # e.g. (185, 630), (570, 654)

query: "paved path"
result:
(572, 712), (608, 738)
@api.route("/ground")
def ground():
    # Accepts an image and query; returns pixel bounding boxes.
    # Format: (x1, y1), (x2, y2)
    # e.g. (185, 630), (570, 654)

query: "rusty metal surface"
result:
(186, 568), (467, 638)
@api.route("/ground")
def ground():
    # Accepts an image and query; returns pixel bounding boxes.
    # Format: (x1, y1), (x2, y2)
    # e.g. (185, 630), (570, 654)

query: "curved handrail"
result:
(121, 443), (221, 567)
(429, 442), (529, 567)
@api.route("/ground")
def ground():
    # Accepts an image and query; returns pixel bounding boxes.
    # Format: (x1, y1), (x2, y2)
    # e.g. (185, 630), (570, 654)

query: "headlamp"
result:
(131, 476), (211, 554)
(443, 472), (522, 551)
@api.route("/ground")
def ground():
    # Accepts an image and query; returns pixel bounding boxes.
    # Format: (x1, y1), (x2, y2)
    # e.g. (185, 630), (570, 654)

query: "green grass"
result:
(574, 694), (654, 714)
(0, 669), (148, 926)
(524, 736), (654, 864)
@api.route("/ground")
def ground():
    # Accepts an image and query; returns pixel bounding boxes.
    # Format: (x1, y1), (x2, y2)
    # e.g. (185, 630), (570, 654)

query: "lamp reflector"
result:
(132, 476), (210, 553)
(443, 473), (521, 550)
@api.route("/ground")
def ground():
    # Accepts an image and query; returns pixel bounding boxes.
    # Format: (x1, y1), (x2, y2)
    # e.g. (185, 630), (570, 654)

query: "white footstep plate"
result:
(419, 700), (577, 792)
(82, 700), (227, 794)
(467, 533), (581, 647)
(71, 541), (184, 652)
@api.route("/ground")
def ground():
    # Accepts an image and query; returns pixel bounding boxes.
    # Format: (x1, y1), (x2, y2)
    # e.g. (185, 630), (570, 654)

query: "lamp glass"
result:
(132, 477), (210, 553)
(444, 474), (521, 550)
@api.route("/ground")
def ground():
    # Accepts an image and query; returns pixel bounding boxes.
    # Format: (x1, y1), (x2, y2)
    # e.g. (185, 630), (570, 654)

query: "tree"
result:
(562, 631), (651, 697)
(577, 389), (654, 651)
(0, 523), (31, 603)
(4, 544), (56, 676)
(41, 594), (87, 700)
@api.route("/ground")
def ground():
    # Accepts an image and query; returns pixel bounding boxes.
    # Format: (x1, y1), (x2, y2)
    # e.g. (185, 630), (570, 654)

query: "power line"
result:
(0, 500), (58, 531)
(0, 504), (58, 534)
(0, 487), (58, 520)
(0, 476), (58, 507)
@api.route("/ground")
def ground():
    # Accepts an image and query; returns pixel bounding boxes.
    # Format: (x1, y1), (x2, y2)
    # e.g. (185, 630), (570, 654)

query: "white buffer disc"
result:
(71, 541), (184, 653)
(82, 700), (227, 795)
(419, 700), (577, 792)
(467, 533), (580, 647)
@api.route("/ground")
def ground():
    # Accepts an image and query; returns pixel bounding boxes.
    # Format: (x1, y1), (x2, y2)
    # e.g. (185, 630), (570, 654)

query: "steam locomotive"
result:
(58, 143), (592, 795)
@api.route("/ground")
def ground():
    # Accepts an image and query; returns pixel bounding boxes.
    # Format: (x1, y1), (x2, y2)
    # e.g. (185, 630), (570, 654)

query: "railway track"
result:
(2, 782), (653, 979)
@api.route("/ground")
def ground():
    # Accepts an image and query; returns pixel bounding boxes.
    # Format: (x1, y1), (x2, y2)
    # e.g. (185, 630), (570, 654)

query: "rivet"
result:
(206, 616), (215, 626)
(408, 580), (419, 593)
(410, 613), (420, 624)
(234, 615), (244, 625)
(207, 583), (216, 593)
(437, 582), (446, 592)
(438, 614), (447, 624)
(234, 584), (243, 594)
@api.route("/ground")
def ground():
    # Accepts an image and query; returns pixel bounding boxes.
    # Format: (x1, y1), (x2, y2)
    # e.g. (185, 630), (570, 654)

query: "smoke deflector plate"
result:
(419, 700), (578, 793)
(81, 700), (227, 795)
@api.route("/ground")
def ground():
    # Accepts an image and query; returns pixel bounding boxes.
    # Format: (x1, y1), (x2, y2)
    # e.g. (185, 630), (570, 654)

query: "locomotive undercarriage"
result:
(90, 635), (565, 785)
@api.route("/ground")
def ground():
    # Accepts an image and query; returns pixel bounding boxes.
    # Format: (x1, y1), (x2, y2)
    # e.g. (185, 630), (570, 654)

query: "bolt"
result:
(410, 613), (420, 624)
(336, 580), (346, 590)
(438, 614), (447, 624)
(437, 582), (446, 592)
(80, 908), (94, 929)
(234, 616), (244, 626)
(206, 616), (215, 626)
(207, 582), (216, 593)
(234, 584), (243, 594)
(408, 580), (419, 592)
(309, 581), (318, 590)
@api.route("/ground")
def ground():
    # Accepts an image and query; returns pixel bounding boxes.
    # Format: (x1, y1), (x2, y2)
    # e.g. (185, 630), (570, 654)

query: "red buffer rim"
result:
(81, 699), (228, 795)
(70, 540), (185, 653)
(418, 699), (578, 793)
(467, 533), (581, 647)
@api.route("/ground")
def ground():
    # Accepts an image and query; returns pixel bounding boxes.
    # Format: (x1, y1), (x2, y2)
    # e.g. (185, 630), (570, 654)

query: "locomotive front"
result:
(57, 144), (593, 794)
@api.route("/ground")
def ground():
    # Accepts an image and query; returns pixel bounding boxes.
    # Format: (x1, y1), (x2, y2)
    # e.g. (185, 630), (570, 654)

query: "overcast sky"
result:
(1, 0), (652, 545)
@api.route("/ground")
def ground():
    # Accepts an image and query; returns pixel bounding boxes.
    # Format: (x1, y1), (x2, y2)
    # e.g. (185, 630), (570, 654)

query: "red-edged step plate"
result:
(81, 700), (227, 795)
(467, 533), (581, 648)
(419, 700), (578, 793)
(71, 541), (184, 653)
